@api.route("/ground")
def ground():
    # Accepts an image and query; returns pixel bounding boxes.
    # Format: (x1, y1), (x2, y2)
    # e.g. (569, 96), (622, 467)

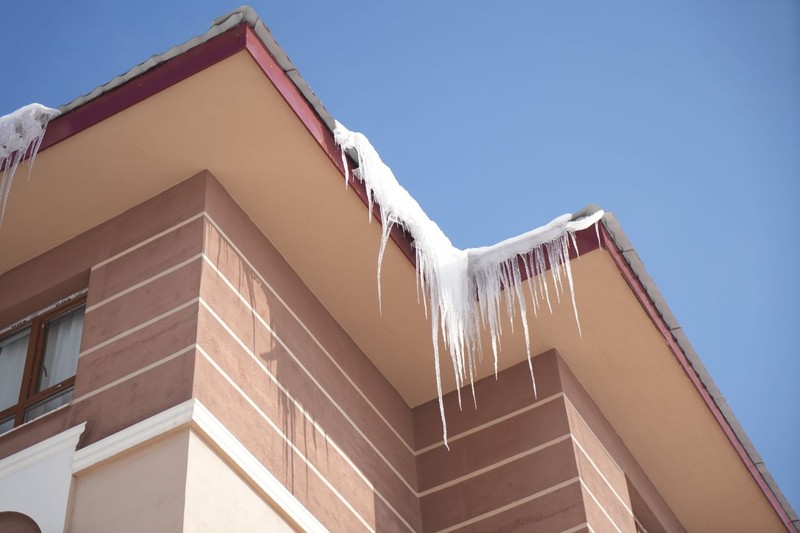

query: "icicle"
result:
(595, 220), (602, 249)
(431, 312), (449, 450)
(536, 247), (553, 314)
(333, 121), (603, 447)
(376, 218), (393, 314)
(0, 104), (60, 226)
(468, 360), (478, 410)
(340, 146), (350, 188)
(562, 235), (582, 336)
(569, 230), (580, 260)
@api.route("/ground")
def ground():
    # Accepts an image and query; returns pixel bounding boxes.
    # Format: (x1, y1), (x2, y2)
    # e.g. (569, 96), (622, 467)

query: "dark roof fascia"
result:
(46, 13), (249, 149)
(29, 7), (797, 529)
(39, 11), (417, 265)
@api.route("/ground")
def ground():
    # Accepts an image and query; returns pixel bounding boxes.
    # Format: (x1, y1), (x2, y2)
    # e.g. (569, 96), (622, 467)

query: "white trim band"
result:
(86, 253), (203, 313)
(73, 400), (194, 473)
(415, 392), (564, 455)
(203, 213), (417, 454)
(72, 344), (197, 404)
(199, 257), (417, 493)
(419, 433), (572, 497)
(79, 298), (198, 358)
(433, 476), (581, 533)
(196, 345), (377, 532)
(71, 398), (329, 532)
(0, 423), (86, 480)
(91, 212), (204, 271)
(580, 479), (623, 533)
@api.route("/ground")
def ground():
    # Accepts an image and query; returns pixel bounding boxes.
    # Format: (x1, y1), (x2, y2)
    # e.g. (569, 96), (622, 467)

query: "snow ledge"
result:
(0, 104), (60, 225)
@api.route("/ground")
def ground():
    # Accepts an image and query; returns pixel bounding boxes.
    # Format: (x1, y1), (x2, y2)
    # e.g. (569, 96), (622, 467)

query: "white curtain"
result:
(39, 307), (84, 391)
(0, 329), (30, 410)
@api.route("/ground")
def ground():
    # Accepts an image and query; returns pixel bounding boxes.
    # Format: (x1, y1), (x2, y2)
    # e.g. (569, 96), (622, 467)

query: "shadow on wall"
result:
(207, 226), (319, 496)
(206, 224), (343, 521)
(203, 194), (424, 529)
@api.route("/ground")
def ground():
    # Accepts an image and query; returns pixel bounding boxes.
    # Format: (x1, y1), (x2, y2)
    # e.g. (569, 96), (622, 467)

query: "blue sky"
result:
(2, 0), (798, 515)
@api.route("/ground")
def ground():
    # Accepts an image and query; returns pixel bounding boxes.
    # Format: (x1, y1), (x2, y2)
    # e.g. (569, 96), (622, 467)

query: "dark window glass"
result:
(0, 329), (30, 411)
(38, 307), (84, 391)
(0, 298), (85, 436)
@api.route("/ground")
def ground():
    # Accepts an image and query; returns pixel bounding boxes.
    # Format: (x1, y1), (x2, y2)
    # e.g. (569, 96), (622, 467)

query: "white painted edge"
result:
(72, 400), (194, 473)
(418, 433), (572, 497)
(563, 396), (625, 477)
(72, 344), (197, 404)
(86, 253), (203, 313)
(433, 476), (581, 533)
(70, 399), (328, 532)
(191, 399), (329, 533)
(560, 523), (592, 533)
(580, 479), (622, 533)
(196, 302), (411, 531)
(78, 298), (199, 358)
(197, 286), (417, 495)
(196, 345), (376, 532)
(564, 395), (650, 531)
(415, 392), (564, 455)
(202, 213), (416, 454)
(90, 212), (205, 271)
(0, 422), (86, 481)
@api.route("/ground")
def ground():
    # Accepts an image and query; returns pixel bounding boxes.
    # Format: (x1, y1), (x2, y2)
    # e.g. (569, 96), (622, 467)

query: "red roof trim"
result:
(242, 26), (417, 264)
(37, 22), (417, 263)
(42, 24), (249, 152)
(599, 223), (794, 531)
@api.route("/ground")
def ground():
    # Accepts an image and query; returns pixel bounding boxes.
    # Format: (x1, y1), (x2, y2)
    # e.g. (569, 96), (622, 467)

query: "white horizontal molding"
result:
(72, 400), (194, 473)
(191, 399), (328, 532)
(91, 212), (204, 271)
(70, 398), (327, 532)
(0, 422), (85, 481)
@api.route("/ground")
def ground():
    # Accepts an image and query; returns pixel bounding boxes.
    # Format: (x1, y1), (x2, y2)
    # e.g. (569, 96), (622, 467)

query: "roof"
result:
(11, 6), (799, 530)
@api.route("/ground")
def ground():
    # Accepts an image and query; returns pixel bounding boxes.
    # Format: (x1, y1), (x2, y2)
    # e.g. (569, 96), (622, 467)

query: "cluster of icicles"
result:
(0, 104), (60, 225)
(334, 121), (603, 446)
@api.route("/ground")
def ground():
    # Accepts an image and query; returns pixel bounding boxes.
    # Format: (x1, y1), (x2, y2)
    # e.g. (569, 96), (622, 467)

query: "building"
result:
(0, 7), (796, 532)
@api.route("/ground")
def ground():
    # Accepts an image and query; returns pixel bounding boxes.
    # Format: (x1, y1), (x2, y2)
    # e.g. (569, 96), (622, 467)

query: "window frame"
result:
(0, 295), (86, 429)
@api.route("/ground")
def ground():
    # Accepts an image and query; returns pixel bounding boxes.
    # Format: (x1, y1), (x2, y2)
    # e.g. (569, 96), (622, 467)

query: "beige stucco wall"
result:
(68, 431), (189, 532)
(184, 430), (295, 532)
(68, 428), (295, 533)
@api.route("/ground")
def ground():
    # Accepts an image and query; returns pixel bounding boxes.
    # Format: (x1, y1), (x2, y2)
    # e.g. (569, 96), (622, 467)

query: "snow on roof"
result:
(0, 104), (59, 225)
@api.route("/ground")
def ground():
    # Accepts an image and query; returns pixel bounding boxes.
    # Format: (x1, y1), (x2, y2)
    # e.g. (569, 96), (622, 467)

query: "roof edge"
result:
(601, 212), (799, 531)
(55, 6), (336, 136)
(213, 7), (337, 134)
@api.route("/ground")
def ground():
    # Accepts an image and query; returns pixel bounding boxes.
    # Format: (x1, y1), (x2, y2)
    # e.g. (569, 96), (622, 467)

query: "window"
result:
(0, 297), (85, 436)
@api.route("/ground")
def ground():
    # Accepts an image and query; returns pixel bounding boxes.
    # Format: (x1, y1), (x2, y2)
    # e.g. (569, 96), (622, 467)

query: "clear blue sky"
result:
(2, 0), (798, 515)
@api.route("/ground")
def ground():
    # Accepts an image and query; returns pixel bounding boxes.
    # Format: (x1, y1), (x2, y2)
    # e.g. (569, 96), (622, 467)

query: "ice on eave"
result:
(334, 121), (603, 446)
(0, 103), (60, 225)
